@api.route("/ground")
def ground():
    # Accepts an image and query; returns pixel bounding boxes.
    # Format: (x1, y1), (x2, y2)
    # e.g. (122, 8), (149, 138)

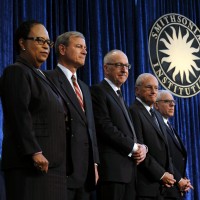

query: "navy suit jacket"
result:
(129, 100), (173, 197)
(164, 123), (187, 198)
(45, 67), (99, 191)
(91, 80), (137, 183)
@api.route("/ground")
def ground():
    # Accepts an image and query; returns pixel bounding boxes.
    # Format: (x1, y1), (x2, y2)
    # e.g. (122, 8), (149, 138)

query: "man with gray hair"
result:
(154, 90), (193, 199)
(45, 31), (99, 200)
(129, 73), (176, 199)
(91, 50), (147, 200)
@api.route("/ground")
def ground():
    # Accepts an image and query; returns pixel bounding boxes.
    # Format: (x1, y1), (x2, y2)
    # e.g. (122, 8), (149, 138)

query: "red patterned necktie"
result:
(71, 75), (84, 111)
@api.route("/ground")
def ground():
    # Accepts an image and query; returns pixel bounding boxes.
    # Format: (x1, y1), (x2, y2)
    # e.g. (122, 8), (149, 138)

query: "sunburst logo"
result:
(149, 13), (200, 98)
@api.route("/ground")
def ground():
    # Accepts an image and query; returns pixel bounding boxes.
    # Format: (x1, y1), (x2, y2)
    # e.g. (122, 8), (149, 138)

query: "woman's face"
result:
(20, 24), (51, 68)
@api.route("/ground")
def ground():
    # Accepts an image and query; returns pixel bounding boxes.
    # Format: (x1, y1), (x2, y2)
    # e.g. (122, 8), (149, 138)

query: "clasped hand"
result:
(178, 177), (194, 193)
(132, 144), (147, 165)
(162, 172), (176, 187)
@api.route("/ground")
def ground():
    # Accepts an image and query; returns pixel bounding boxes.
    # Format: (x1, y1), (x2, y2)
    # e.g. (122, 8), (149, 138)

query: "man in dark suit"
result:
(91, 50), (147, 200)
(45, 31), (99, 200)
(154, 90), (193, 199)
(129, 73), (176, 200)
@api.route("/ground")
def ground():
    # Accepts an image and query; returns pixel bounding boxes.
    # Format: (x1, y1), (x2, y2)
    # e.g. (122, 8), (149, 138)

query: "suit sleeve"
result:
(91, 85), (134, 156)
(2, 66), (41, 156)
(83, 85), (100, 163)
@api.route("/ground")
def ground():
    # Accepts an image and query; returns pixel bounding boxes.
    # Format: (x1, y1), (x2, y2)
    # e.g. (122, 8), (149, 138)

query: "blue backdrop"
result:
(0, 0), (199, 199)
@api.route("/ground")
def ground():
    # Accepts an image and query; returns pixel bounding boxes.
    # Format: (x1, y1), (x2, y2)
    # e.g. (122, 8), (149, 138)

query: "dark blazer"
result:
(164, 123), (187, 198)
(129, 100), (173, 197)
(45, 66), (99, 191)
(1, 57), (68, 199)
(90, 80), (136, 183)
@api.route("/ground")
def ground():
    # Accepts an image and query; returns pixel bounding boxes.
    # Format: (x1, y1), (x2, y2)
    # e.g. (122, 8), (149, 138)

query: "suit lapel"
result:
(166, 125), (185, 152)
(136, 100), (168, 143)
(24, 63), (61, 98)
(55, 67), (87, 122)
(102, 80), (136, 138)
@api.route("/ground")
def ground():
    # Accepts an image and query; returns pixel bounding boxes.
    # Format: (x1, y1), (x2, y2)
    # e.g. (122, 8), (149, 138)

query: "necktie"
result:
(116, 90), (137, 141)
(71, 75), (84, 111)
(150, 108), (161, 131)
(167, 121), (181, 146)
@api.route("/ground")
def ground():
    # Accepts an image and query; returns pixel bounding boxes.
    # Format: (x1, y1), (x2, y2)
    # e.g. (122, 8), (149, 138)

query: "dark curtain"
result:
(0, 0), (199, 199)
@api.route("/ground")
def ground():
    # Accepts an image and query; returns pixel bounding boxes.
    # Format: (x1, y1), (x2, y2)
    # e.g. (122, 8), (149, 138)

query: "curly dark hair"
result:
(14, 20), (43, 54)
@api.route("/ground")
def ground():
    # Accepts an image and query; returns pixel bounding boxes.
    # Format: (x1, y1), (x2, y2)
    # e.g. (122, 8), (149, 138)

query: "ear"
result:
(59, 44), (66, 56)
(19, 38), (25, 50)
(104, 64), (109, 75)
(154, 102), (158, 110)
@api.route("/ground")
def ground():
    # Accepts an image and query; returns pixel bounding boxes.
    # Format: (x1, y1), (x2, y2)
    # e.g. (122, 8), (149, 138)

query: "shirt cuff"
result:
(128, 143), (138, 157)
(160, 172), (166, 180)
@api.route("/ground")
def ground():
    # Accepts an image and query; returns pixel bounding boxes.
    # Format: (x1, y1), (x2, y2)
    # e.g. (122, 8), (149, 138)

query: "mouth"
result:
(40, 52), (49, 55)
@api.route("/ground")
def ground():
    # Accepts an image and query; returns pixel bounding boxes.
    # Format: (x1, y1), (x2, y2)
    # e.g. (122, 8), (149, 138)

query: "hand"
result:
(94, 164), (99, 184)
(32, 153), (49, 173)
(132, 144), (147, 165)
(178, 178), (194, 192)
(161, 172), (176, 187)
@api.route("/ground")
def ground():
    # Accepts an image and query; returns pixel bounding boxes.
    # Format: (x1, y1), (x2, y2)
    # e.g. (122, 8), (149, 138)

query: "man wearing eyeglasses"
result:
(154, 90), (193, 199)
(91, 50), (147, 200)
(129, 73), (176, 200)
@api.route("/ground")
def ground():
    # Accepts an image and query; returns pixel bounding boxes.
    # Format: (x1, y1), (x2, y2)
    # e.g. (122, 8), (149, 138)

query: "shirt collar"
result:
(57, 63), (77, 81)
(136, 97), (152, 113)
(104, 78), (120, 94)
(163, 117), (169, 125)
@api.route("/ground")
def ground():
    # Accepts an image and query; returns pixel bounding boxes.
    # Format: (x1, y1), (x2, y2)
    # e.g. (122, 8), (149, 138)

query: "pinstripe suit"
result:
(1, 57), (69, 200)
(45, 66), (99, 196)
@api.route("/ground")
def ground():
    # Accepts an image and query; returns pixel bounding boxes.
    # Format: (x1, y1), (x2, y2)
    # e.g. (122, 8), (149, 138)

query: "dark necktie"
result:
(117, 90), (128, 112)
(117, 90), (137, 141)
(71, 75), (85, 111)
(150, 108), (161, 131)
(167, 121), (181, 146)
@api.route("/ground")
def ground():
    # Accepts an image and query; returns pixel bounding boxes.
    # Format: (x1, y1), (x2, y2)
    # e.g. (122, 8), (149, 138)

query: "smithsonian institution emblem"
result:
(149, 13), (200, 98)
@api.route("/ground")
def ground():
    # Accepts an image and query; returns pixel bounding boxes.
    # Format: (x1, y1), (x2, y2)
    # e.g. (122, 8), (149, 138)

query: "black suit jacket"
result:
(91, 80), (136, 183)
(164, 123), (187, 198)
(45, 67), (99, 191)
(1, 57), (68, 199)
(1, 57), (67, 169)
(129, 100), (173, 197)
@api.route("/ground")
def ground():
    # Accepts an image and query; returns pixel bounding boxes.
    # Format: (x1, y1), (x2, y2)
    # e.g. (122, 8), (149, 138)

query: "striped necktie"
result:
(71, 75), (84, 111)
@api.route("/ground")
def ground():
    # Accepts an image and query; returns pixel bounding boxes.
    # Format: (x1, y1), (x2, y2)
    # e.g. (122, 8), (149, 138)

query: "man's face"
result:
(154, 93), (175, 118)
(61, 36), (87, 70)
(104, 52), (129, 87)
(136, 75), (158, 106)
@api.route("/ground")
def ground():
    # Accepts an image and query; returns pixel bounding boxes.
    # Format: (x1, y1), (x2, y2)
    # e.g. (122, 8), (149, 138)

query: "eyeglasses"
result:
(156, 100), (176, 105)
(24, 37), (54, 48)
(106, 63), (131, 70)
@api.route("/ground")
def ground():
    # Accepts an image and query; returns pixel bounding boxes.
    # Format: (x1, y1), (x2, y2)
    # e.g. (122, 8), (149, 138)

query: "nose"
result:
(82, 48), (87, 55)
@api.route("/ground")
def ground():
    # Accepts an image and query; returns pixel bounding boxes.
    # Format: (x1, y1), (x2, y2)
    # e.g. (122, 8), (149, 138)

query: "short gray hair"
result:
(157, 90), (173, 101)
(103, 49), (126, 64)
(55, 31), (85, 57)
(135, 73), (155, 86)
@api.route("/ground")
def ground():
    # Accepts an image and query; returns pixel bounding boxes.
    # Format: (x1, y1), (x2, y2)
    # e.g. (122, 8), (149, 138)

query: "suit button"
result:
(71, 134), (74, 137)
(71, 118), (73, 121)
